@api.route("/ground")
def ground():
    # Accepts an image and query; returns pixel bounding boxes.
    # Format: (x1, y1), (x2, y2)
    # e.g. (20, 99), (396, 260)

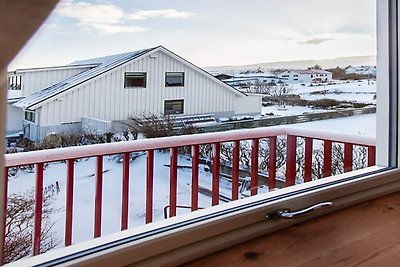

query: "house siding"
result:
(18, 67), (92, 97)
(39, 50), (240, 127)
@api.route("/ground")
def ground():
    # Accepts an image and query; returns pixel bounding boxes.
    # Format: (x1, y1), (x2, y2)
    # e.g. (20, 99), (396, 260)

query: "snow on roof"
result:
(280, 69), (331, 75)
(15, 47), (157, 109)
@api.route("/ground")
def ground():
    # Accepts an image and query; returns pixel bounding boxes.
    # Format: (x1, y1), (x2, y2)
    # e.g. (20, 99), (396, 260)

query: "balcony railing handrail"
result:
(5, 125), (375, 167)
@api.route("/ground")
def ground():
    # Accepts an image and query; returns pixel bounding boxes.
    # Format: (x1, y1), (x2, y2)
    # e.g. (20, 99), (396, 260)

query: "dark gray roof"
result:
(15, 47), (157, 109)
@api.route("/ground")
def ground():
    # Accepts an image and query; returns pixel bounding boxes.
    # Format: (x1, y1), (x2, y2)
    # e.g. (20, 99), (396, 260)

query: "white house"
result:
(8, 46), (262, 141)
(278, 69), (332, 84)
(345, 66), (377, 77)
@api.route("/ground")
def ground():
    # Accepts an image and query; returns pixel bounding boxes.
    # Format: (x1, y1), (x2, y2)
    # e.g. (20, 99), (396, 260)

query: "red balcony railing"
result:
(1, 126), (376, 264)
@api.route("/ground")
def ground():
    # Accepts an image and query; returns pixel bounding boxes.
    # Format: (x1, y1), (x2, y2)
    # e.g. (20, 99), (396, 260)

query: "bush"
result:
(126, 113), (202, 139)
(5, 190), (58, 264)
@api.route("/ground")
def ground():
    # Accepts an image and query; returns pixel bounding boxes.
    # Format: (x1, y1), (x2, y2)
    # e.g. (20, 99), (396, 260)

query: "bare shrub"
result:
(127, 113), (175, 138)
(5, 190), (58, 264)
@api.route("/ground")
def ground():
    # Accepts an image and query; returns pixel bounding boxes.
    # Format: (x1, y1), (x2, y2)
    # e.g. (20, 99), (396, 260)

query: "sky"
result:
(9, 0), (376, 70)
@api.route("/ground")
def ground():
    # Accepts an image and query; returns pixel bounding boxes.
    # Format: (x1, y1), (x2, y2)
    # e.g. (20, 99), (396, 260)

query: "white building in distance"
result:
(7, 46), (262, 141)
(278, 69), (333, 84)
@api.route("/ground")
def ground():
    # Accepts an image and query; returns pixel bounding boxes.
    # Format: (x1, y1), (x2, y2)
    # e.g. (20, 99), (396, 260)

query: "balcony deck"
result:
(184, 191), (400, 266)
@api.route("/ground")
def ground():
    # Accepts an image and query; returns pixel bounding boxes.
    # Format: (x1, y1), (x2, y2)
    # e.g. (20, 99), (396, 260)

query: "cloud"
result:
(129, 9), (195, 20)
(56, 1), (194, 34)
(298, 38), (334, 45)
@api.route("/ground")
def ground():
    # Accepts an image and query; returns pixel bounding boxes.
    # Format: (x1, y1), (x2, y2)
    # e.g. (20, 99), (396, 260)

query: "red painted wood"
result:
(344, 143), (353, 173)
(323, 140), (333, 177)
(368, 146), (376, 166)
(285, 135), (297, 186)
(251, 139), (259, 196)
(94, 156), (103, 238)
(146, 150), (154, 223)
(121, 153), (130, 230)
(212, 143), (220, 206)
(268, 137), (277, 190)
(33, 163), (44, 256)
(191, 145), (199, 211)
(232, 140), (240, 201)
(304, 138), (313, 182)
(65, 159), (74, 246)
(169, 147), (178, 217)
(1, 168), (8, 265)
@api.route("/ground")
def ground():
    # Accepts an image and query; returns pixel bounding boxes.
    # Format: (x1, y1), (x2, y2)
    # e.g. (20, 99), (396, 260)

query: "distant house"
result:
(345, 66), (376, 77)
(278, 69), (332, 84)
(8, 46), (262, 141)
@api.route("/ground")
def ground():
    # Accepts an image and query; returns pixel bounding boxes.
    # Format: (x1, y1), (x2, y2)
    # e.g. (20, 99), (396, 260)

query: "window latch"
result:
(266, 202), (333, 219)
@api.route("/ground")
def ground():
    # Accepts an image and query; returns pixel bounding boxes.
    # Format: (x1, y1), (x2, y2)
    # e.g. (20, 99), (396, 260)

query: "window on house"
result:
(164, 99), (184, 115)
(124, 72), (146, 88)
(24, 111), (35, 123)
(8, 75), (22, 90)
(165, 72), (184, 87)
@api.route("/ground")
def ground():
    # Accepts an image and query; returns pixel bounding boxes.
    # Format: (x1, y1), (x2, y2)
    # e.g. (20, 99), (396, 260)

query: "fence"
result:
(2, 125), (376, 264)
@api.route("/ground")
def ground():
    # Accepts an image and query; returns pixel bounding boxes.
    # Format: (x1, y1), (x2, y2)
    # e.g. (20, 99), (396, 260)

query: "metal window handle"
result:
(266, 202), (334, 219)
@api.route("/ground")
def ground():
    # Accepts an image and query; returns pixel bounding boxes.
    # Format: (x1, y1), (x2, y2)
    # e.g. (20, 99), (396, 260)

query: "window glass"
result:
(164, 99), (184, 115)
(166, 72), (184, 87)
(24, 111), (35, 123)
(124, 72), (146, 88)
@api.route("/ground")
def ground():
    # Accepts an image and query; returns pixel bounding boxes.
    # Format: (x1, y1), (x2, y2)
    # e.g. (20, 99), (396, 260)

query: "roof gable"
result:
(15, 47), (157, 109)
(15, 46), (245, 109)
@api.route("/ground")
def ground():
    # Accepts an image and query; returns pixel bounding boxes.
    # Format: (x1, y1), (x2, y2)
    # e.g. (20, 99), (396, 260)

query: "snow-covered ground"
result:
(291, 113), (376, 137)
(8, 153), (220, 246)
(291, 80), (376, 104)
(262, 105), (326, 117)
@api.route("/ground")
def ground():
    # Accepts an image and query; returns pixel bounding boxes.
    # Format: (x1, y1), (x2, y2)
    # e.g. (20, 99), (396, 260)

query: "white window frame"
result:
(4, 0), (399, 266)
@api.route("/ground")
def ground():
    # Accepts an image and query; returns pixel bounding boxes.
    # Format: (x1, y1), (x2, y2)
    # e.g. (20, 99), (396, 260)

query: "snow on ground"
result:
(290, 80), (376, 104)
(8, 152), (221, 246)
(262, 105), (326, 117)
(290, 113), (376, 137)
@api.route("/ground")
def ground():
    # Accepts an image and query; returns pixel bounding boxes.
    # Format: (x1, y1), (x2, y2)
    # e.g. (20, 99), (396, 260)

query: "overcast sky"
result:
(9, 0), (376, 70)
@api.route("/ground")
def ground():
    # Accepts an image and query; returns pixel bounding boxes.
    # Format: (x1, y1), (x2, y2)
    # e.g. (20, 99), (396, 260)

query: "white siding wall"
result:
(39, 51), (246, 127)
(6, 103), (23, 132)
(19, 67), (92, 96)
(234, 94), (262, 115)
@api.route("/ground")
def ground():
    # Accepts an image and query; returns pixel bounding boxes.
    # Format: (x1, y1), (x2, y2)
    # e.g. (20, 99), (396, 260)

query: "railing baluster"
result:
(304, 137), (313, 182)
(232, 140), (240, 201)
(323, 140), (332, 177)
(33, 163), (44, 256)
(344, 143), (353, 173)
(1, 168), (8, 265)
(286, 135), (297, 186)
(169, 147), (178, 217)
(146, 150), (154, 224)
(251, 139), (259, 196)
(191, 145), (199, 211)
(268, 137), (277, 190)
(94, 156), (103, 238)
(121, 153), (130, 231)
(65, 159), (74, 246)
(368, 146), (376, 166)
(212, 143), (220, 206)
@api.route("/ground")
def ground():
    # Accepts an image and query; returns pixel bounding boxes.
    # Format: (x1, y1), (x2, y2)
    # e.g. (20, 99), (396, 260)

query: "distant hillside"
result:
(204, 55), (376, 74)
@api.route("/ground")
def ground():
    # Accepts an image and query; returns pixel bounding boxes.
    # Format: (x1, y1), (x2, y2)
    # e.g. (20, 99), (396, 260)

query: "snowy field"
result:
(6, 113), (377, 249)
(291, 80), (377, 104)
(262, 105), (326, 117)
